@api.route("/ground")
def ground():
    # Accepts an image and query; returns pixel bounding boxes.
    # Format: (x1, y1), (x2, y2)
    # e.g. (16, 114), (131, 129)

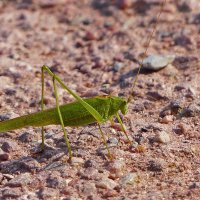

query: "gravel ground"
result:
(0, 0), (200, 199)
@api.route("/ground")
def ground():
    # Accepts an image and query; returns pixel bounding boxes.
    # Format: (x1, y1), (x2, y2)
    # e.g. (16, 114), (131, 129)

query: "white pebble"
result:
(143, 54), (175, 71)
(119, 173), (138, 186)
(155, 131), (171, 144)
(71, 157), (84, 166)
(96, 178), (118, 190)
(159, 115), (174, 124)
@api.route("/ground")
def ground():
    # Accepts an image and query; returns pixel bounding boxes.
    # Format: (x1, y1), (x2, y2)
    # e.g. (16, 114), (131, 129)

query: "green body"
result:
(0, 96), (127, 132)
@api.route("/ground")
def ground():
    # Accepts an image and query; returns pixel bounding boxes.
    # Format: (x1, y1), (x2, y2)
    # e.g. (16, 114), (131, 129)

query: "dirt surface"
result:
(0, 0), (200, 199)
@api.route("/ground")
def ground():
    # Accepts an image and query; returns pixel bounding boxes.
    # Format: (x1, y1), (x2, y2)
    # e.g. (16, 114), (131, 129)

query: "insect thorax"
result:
(109, 96), (128, 116)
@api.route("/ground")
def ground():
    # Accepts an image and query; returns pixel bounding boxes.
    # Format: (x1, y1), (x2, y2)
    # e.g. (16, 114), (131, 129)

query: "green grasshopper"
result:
(0, 1), (166, 161)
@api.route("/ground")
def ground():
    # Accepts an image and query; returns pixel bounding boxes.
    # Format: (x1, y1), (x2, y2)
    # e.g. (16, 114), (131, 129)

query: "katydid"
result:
(0, 1), (166, 161)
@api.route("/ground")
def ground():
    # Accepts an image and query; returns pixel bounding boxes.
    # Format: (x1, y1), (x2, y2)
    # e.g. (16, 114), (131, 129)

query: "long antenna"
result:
(127, 0), (166, 103)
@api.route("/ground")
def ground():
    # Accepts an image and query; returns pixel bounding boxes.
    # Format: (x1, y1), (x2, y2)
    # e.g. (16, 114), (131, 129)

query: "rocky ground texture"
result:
(0, 0), (200, 199)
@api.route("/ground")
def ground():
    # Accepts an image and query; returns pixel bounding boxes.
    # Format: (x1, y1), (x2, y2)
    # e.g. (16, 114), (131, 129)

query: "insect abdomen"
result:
(0, 97), (112, 132)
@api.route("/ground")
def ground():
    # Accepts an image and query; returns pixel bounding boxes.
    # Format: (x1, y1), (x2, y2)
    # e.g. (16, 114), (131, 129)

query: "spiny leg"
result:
(116, 112), (132, 144)
(41, 66), (72, 159)
(41, 66), (45, 150)
(97, 123), (112, 160)
(52, 76), (72, 160)
(41, 65), (109, 159)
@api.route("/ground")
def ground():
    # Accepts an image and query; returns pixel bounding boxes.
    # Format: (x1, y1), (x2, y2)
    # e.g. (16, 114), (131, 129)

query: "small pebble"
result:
(84, 31), (98, 41)
(83, 182), (97, 196)
(6, 173), (31, 187)
(1, 141), (19, 153)
(96, 147), (111, 158)
(3, 174), (14, 180)
(39, 187), (60, 199)
(142, 54), (175, 71)
(2, 188), (22, 198)
(174, 35), (192, 46)
(185, 86), (196, 98)
(132, 103), (145, 112)
(107, 137), (119, 146)
(0, 113), (11, 121)
(177, 1), (192, 12)
(180, 103), (200, 118)
(100, 84), (111, 94)
(79, 168), (99, 180)
(0, 149), (9, 161)
(119, 173), (138, 186)
(103, 189), (119, 198)
(92, 56), (105, 68)
(107, 159), (126, 179)
(4, 88), (16, 96)
(16, 0), (33, 9)
(173, 123), (188, 135)
(130, 144), (146, 153)
(147, 160), (163, 172)
(46, 175), (66, 189)
(18, 131), (37, 143)
(96, 178), (118, 190)
(117, 0), (132, 9)
(0, 161), (20, 174)
(70, 157), (84, 166)
(159, 115), (174, 124)
(146, 91), (167, 101)
(39, 0), (57, 8)
(159, 101), (182, 117)
(113, 62), (124, 72)
(134, 133), (145, 144)
(20, 157), (40, 172)
(134, 0), (149, 13)
(84, 159), (96, 168)
(190, 13), (200, 24)
(154, 131), (171, 144)
(170, 100), (182, 114)
(189, 182), (200, 189)
(20, 192), (38, 200)
(173, 56), (198, 70)
(130, 141), (139, 149)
